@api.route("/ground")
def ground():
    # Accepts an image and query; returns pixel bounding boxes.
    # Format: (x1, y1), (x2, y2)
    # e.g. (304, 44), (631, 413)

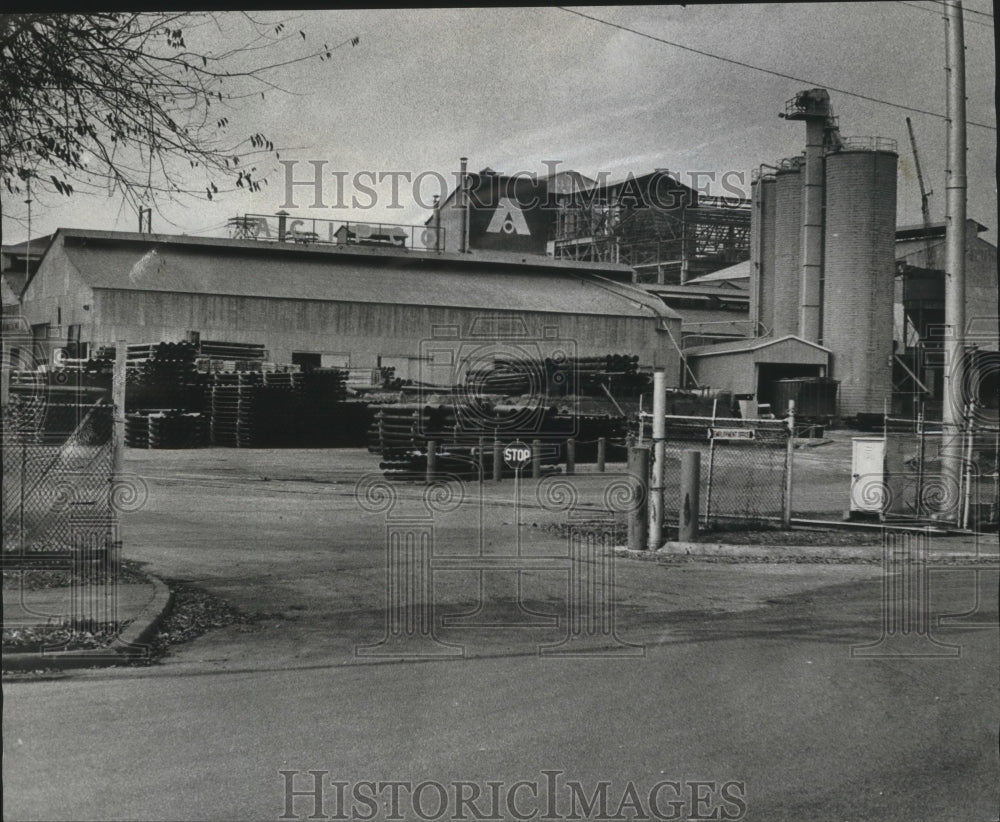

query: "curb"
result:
(2, 576), (172, 673)
(612, 543), (996, 563)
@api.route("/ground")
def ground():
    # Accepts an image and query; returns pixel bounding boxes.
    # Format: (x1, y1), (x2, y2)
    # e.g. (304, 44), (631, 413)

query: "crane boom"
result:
(905, 116), (934, 267)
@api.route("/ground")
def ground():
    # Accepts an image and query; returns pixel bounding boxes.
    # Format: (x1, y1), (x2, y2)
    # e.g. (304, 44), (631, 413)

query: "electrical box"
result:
(850, 436), (906, 515)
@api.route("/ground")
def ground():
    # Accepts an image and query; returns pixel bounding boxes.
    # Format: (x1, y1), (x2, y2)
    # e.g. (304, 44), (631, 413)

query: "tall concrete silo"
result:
(750, 171), (777, 336)
(822, 139), (898, 416)
(772, 157), (804, 337)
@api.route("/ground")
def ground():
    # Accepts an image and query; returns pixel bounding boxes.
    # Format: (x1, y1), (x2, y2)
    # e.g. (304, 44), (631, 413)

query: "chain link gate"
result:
(641, 413), (793, 528)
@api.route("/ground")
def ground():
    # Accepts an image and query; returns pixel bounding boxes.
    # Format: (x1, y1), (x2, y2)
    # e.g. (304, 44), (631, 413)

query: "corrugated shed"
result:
(685, 334), (830, 363)
(49, 230), (676, 321)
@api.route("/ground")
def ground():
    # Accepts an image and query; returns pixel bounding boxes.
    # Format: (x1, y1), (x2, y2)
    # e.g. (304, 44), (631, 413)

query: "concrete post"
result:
(426, 440), (438, 484)
(679, 450), (700, 542)
(628, 446), (650, 552)
(647, 369), (666, 550)
(784, 400), (796, 527)
(597, 437), (606, 473)
(492, 437), (502, 482)
(566, 437), (575, 475)
(531, 439), (542, 480)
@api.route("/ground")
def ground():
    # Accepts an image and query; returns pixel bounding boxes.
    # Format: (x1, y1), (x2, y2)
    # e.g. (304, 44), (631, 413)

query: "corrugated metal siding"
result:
(60, 243), (670, 319)
(94, 289), (679, 383)
(823, 149), (898, 416)
(772, 168), (802, 337)
(691, 351), (756, 395)
(18, 249), (95, 344)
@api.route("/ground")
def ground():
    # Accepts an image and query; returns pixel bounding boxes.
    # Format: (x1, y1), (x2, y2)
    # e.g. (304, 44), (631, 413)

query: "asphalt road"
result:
(3, 448), (998, 821)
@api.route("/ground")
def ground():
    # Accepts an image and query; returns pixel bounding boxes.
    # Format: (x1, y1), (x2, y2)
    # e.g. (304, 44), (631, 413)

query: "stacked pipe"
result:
(205, 372), (261, 446)
(253, 371), (305, 446)
(371, 400), (570, 480)
(147, 411), (207, 448)
(125, 341), (202, 413)
(298, 369), (349, 446)
(124, 413), (151, 448)
(465, 354), (648, 399)
(563, 354), (647, 397)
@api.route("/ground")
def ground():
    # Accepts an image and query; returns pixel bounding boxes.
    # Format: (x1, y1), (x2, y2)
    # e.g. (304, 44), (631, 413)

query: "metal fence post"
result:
(597, 437), (606, 473)
(113, 339), (127, 481)
(680, 450), (700, 542)
(426, 440), (438, 484)
(647, 369), (666, 550)
(492, 435), (502, 482)
(705, 398), (717, 527)
(531, 438), (542, 480)
(478, 435), (485, 486)
(783, 399), (795, 527)
(628, 445), (650, 551)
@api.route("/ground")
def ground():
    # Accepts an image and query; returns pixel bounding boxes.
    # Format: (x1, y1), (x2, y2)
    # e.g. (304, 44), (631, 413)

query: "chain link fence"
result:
(642, 415), (792, 527)
(2, 389), (120, 630)
(876, 418), (999, 529)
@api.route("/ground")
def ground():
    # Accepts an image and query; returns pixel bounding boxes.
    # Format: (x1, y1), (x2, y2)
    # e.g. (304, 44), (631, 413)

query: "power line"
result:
(925, 0), (993, 19)
(897, 0), (995, 28)
(556, 6), (997, 132)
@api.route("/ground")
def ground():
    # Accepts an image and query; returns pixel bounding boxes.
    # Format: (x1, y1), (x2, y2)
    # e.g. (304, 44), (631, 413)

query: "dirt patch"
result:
(539, 518), (882, 546)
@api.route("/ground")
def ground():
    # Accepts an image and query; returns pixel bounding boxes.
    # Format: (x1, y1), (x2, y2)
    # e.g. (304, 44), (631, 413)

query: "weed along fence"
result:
(637, 409), (794, 529)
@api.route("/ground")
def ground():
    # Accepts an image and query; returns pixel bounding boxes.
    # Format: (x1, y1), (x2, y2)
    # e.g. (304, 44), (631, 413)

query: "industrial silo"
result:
(822, 140), (898, 417)
(750, 171), (777, 336)
(772, 157), (803, 337)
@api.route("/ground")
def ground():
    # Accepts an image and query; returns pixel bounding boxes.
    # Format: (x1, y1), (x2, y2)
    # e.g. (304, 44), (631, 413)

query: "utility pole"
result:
(940, 0), (967, 521)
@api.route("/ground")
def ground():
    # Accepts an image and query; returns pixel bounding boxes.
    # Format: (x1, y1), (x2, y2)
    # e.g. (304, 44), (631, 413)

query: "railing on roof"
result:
(835, 136), (898, 153)
(227, 214), (445, 252)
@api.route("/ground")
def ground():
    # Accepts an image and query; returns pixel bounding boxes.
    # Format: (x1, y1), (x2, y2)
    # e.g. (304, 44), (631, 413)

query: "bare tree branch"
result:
(0, 12), (359, 220)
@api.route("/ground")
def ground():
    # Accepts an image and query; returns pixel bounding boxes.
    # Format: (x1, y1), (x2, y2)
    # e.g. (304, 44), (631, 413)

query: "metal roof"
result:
(684, 334), (831, 357)
(45, 229), (678, 321)
(683, 260), (751, 284)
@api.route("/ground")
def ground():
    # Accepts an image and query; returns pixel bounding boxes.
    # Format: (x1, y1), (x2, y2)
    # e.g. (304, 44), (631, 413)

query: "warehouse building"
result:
(11, 228), (681, 385)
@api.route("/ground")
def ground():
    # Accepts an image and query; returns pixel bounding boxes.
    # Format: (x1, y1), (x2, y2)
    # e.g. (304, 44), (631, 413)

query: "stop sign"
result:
(503, 440), (532, 470)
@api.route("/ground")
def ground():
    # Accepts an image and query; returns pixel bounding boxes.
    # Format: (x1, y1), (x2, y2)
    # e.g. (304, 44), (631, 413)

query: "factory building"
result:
(425, 161), (751, 284)
(10, 228), (681, 385)
(680, 89), (902, 419)
(894, 218), (999, 418)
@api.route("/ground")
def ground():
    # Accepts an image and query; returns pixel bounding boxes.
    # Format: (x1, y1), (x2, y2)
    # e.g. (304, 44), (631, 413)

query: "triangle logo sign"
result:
(486, 198), (531, 235)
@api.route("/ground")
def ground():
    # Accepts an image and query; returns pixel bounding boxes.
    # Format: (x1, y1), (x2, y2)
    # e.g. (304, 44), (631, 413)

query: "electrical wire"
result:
(925, 0), (993, 19)
(897, 0), (995, 28)
(555, 6), (997, 132)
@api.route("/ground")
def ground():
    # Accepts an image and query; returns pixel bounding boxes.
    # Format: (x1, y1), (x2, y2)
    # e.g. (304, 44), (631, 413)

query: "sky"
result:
(3, 3), (996, 246)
